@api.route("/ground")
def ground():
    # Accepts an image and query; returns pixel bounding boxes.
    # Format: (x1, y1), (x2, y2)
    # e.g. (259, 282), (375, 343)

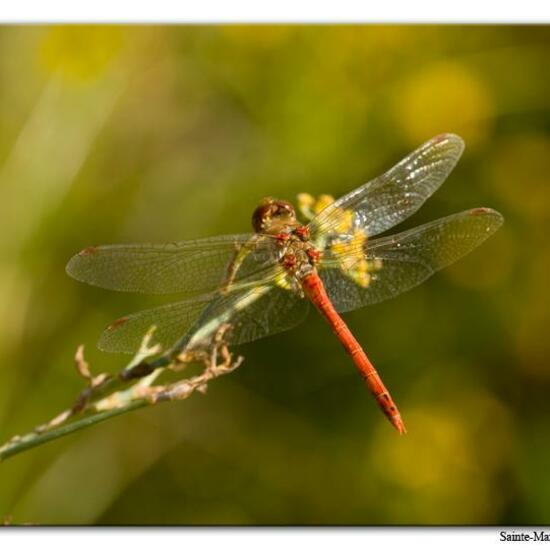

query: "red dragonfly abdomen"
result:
(301, 272), (406, 434)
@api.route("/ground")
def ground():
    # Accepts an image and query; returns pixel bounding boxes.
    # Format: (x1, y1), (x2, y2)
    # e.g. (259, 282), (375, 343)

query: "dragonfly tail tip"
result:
(393, 418), (407, 435)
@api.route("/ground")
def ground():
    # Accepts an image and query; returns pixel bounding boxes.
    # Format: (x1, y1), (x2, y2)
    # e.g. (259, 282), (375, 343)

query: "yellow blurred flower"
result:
(330, 229), (373, 288)
(314, 194), (336, 215)
(39, 26), (124, 83)
(394, 61), (493, 148)
(367, 386), (513, 522)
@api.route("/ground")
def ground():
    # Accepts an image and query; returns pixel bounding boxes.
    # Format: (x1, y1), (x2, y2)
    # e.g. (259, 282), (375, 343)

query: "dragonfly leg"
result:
(221, 235), (262, 293)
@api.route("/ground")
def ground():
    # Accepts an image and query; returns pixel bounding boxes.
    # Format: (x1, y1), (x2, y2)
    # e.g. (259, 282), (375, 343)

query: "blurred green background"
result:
(0, 25), (549, 525)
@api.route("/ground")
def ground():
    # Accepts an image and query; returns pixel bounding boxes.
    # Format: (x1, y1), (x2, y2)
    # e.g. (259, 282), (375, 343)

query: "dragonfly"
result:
(66, 134), (503, 434)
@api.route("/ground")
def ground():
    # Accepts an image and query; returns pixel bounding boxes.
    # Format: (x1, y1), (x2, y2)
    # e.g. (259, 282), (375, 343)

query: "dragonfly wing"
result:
(99, 284), (308, 353)
(319, 208), (503, 313)
(195, 285), (309, 346)
(309, 134), (465, 239)
(98, 294), (214, 353)
(66, 234), (277, 296)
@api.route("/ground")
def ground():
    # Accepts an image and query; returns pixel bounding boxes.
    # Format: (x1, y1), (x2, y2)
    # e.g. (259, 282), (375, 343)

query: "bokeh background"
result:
(0, 25), (549, 525)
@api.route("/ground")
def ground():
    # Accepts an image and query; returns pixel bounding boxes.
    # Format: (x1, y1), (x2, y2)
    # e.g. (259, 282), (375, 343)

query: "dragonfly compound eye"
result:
(252, 198), (297, 234)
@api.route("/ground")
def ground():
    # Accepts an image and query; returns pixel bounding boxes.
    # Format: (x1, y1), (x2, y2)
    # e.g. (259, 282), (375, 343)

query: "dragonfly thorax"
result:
(275, 227), (321, 283)
(250, 197), (320, 291)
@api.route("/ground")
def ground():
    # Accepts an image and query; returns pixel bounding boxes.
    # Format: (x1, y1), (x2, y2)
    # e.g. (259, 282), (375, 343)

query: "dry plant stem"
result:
(0, 325), (242, 462)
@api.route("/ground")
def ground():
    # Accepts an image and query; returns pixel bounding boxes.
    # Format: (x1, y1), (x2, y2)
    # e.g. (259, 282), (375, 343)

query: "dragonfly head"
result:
(252, 197), (297, 234)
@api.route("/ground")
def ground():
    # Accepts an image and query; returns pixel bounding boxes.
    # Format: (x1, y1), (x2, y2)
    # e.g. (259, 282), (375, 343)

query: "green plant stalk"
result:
(0, 399), (148, 462)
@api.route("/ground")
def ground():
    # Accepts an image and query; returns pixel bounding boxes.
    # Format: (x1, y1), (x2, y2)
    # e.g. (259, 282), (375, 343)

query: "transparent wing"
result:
(200, 285), (309, 346)
(98, 294), (214, 353)
(99, 284), (308, 354)
(319, 208), (503, 313)
(309, 134), (465, 240)
(66, 234), (278, 296)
